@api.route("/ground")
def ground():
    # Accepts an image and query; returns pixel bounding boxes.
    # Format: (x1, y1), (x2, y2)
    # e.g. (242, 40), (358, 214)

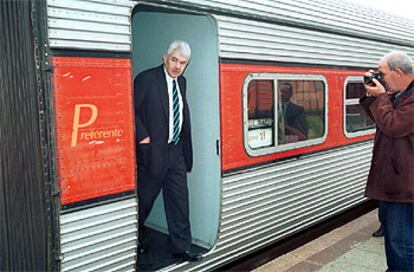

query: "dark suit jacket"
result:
(134, 65), (193, 178)
(285, 101), (308, 136)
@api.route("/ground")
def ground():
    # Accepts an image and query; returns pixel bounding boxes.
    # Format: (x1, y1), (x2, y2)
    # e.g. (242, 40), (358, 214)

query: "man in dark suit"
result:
(279, 83), (308, 142)
(134, 40), (200, 262)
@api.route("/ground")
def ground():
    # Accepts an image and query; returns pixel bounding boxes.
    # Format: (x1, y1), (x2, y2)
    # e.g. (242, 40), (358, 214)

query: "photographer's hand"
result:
(364, 78), (386, 97)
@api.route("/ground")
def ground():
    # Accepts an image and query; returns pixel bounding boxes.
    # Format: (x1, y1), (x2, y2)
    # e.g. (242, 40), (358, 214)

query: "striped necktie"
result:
(172, 79), (180, 144)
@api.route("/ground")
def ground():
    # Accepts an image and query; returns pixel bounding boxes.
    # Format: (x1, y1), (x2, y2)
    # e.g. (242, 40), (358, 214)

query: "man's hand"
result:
(139, 137), (150, 144)
(363, 71), (386, 97)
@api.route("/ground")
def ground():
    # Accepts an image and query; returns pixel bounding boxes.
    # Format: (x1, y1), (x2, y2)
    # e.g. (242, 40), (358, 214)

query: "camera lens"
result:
(363, 75), (374, 85)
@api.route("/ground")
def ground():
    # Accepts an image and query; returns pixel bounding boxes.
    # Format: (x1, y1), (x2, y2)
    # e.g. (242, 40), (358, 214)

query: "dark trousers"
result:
(379, 201), (414, 272)
(138, 142), (191, 253)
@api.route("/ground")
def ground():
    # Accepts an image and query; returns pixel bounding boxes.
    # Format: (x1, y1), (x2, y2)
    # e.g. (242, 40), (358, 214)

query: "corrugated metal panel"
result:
(60, 197), (138, 272)
(47, 0), (134, 51)
(0, 1), (49, 270)
(172, 142), (373, 271)
(159, 0), (414, 47)
(47, 0), (414, 60)
(215, 15), (414, 67)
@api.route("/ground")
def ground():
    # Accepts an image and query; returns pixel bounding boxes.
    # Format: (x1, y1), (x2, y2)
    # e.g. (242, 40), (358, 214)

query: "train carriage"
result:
(1, 0), (414, 271)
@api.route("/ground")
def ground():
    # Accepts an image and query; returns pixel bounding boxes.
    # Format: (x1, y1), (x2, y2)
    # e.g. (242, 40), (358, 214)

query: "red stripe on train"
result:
(220, 63), (373, 171)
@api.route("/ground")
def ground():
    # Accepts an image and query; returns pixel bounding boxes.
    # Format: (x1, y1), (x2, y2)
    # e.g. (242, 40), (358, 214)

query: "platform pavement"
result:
(253, 209), (387, 272)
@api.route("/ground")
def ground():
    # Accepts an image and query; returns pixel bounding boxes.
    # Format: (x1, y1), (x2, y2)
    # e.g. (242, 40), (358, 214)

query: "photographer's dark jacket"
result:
(360, 80), (414, 203)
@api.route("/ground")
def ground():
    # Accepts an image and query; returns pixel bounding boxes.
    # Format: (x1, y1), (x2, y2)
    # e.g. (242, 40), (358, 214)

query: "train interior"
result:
(131, 5), (221, 270)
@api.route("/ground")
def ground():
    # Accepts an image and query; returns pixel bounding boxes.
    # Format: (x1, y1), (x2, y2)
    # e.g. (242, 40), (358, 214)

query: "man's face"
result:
(163, 50), (189, 78)
(378, 58), (399, 93)
(280, 85), (292, 102)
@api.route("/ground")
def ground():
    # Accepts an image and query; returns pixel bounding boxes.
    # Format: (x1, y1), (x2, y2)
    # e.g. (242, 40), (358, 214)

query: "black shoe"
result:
(372, 226), (384, 237)
(173, 251), (202, 262)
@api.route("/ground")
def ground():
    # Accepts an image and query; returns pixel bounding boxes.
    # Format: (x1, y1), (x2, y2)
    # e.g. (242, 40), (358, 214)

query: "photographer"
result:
(360, 51), (414, 272)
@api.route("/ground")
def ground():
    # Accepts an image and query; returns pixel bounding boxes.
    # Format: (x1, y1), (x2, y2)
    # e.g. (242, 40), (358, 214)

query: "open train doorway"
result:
(131, 4), (221, 270)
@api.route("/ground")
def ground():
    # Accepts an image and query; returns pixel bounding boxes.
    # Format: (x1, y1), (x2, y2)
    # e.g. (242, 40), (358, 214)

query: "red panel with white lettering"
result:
(52, 57), (136, 205)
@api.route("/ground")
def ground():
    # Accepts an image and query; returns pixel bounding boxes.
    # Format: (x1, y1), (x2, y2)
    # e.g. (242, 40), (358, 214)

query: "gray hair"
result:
(166, 40), (191, 60)
(385, 51), (413, 74)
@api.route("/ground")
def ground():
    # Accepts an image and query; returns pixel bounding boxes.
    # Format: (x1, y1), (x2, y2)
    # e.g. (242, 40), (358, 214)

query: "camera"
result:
(363, 71), (384, 86)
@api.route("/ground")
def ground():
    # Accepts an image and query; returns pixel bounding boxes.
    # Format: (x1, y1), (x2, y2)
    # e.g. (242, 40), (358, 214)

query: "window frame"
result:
(343, 76), (376, 138)
(243, 73), (329, 157)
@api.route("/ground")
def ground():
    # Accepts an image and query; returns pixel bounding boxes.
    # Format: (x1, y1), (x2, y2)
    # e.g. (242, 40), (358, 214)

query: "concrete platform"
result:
(253, 210), (387, 272)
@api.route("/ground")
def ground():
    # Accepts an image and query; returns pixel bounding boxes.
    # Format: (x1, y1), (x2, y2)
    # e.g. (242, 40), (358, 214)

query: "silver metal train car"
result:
(1, 0), (414, 271)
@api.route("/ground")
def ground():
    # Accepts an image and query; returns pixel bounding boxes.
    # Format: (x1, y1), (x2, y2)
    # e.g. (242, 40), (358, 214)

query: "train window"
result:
(244, 74), (327, 156)
(247, 80), (275, 149)
(344, 77), (375, 137)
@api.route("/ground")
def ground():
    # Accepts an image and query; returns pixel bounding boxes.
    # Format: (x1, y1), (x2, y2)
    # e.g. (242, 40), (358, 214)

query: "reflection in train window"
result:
(278, 80), (325, 145)
(245, 74), (327, 155)
(344, 79), (375, 137)
(247, 80), (275, 149)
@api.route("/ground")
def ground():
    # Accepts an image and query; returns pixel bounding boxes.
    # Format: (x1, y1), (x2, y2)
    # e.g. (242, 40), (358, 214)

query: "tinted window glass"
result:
(345, 82), (375, 133)
(245, 76), (326, 154)
(278, 80), (325, 144)
(247, 80), (274, 149)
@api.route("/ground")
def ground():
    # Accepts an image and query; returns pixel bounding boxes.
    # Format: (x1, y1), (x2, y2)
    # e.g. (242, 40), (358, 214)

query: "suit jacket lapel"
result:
(178, 77), (185, 97)
(156, 65), (169, 119)
(177, 76), (189, 130)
